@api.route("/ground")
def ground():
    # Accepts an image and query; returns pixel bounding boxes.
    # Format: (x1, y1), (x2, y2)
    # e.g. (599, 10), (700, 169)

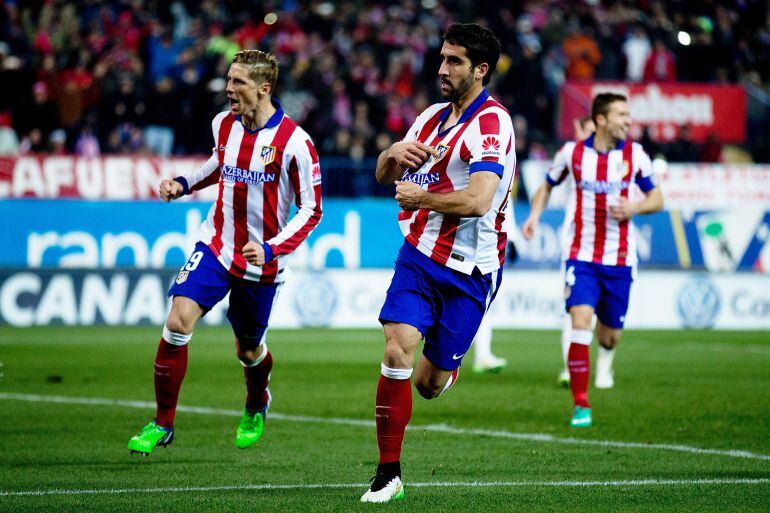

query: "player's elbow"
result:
(466, 197), (493, 217)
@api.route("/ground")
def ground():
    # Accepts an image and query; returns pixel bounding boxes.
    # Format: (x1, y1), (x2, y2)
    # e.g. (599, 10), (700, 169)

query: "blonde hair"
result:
(232, 50), (279, 93)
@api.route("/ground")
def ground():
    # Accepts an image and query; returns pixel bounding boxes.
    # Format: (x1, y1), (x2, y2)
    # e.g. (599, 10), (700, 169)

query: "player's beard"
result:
(440, 72), (474, 104)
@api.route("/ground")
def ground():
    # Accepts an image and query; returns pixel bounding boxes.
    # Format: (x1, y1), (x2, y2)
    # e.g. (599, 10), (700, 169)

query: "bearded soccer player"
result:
(360, 23), (515, 503)
(523, 93), (663, 428)
(127, 50), (322, 454)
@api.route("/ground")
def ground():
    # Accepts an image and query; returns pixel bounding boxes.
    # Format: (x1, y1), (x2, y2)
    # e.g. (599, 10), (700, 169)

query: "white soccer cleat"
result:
(360, 475), (405, 503)
(594, 369), (614, 389)
(473, 355), (507, 374)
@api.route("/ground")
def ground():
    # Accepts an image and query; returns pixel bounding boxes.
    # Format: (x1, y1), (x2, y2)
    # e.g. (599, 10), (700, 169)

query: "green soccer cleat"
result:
(570, 406), (592, 428)
(473, 355), (507, 374)
(127, 421), (174, 455)
(235, 406), (267, 449)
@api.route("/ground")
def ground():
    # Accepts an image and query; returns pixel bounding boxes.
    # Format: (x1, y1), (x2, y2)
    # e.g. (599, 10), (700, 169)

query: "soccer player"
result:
(523, 93), (663, 427)
(127, 50), (322, 454)
(360, 23), (515, 502)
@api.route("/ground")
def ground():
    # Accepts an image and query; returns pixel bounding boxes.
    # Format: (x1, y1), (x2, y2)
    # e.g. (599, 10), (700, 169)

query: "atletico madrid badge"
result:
(175, 271), (189, 285)
(260, 145), (276, 165)
(431, 143), (450, 163)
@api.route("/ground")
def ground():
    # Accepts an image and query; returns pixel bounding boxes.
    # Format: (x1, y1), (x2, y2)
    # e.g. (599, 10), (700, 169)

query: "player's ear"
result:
(475, 63), (488, 81)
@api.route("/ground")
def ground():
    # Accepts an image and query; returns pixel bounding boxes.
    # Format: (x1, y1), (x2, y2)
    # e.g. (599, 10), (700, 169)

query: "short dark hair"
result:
(443, 23), (501, 86)
(591, 92), (628, 124)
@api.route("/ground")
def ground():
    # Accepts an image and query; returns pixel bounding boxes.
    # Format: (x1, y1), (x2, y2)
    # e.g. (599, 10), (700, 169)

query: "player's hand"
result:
(242, 241), (266, 266)
(159, 179), (184, 202)
(394, 180), (425, 211)
(609, 196), (636, 221)
(522, 217), (538, 239)
(387, 141), (439, 171)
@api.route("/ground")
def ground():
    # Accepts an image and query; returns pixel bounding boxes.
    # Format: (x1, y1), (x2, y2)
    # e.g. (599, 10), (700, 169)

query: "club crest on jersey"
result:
(430, 143), (450, 163)
(175, 271), (189, 285)
(259, 145), (276, 165)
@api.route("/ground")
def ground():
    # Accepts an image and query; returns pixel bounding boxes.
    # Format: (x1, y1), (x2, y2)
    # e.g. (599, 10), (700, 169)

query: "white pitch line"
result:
(1, 392), (769, 462)
(1, 478), (768, 497)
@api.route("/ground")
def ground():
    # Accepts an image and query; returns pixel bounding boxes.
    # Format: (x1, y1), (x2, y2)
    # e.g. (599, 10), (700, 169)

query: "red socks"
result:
(154, 338), (188, 428)
(244, 350), (273, 413)
(568, 342), (590, 408)
(376, 370), (413, 464)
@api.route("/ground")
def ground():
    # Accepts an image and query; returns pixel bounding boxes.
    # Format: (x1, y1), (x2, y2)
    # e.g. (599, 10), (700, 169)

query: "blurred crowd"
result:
(1, 0), (769, 172)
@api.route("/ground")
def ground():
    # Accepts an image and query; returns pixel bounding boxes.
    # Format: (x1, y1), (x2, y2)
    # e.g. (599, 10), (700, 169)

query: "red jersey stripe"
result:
(591, 152), (609, 263)
(229, 131), (257, 277)
(617, 141), (633, 266)
(478, 112), (500, 135)
(208, 114), (235, 256)
(495, 211), (507, 267)
(260, 117), (298, 283)
(275, 183), (322, 255)
(568, 142), (585, 260)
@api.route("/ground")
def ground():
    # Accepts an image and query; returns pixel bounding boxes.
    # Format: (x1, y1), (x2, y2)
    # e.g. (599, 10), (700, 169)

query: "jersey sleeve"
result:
(545, 143), (572, 187)
(174, 114), (226, 194)
(263, 134), (323, 261)
(466, 109), (512, 177)
(633, 144), (655, 192)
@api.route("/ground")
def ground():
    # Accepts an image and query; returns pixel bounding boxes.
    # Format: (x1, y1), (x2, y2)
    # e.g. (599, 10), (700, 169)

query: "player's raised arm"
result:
(522, 180), (553, 239)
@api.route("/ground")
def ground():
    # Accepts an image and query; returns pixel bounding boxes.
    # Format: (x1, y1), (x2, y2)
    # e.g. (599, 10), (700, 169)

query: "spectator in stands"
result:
(15, 81), (60, 143)
(666, 125), (700, 163)
(622, 25), (652, 82)
(700, 133), (723, 163)
(562, 23), (601, 81)
(144, 77), (177, 156)
(0, 112), (20, 155)
(644, 38), (677, 82)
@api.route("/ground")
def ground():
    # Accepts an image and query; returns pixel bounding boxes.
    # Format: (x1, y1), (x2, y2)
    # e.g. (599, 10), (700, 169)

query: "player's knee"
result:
(236, 339), (266, 365)
(598, 334), (620, 349)
(414, 376), (441, 400)
(383, 339), (411, 368)
(165, 313), (195, 335)
(415, 381), (440, 400)
(162, 324), (192, 346)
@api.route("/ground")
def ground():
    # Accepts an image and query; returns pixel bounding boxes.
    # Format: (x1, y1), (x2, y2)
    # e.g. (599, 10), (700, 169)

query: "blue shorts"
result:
(168, 242), (281, 343)
(564, 259), (633, 329)
(379, 242), (503, 371)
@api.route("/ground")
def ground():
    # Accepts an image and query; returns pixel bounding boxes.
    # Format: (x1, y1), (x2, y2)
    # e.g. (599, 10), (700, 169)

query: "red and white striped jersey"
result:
(177, 103), (322, 283)
(546, 134), (655, 267)
(397, 89), (516, 275)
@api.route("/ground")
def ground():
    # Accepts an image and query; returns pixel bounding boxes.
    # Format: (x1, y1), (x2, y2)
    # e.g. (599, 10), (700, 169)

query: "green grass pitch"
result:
(1, 327), (768, 512)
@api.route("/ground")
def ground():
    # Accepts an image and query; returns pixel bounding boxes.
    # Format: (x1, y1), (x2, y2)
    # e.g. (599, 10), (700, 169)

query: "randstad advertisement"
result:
(1, 198), (767, 271)
(0, 198), (674, 270)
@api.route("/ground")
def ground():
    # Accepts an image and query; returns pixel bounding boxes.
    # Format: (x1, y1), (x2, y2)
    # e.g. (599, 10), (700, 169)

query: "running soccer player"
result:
(127, 50), (322, 454)
(523, 93), (663, 428)
(360, 23), (515, 502)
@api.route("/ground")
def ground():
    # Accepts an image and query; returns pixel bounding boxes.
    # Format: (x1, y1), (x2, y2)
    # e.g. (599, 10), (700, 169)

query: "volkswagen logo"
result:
(677, 277), (720, 328)
(293, 276), (337, 327)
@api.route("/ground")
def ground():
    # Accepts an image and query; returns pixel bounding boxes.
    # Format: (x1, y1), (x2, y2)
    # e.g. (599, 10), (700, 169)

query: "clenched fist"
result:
(159, 179), (184, 202)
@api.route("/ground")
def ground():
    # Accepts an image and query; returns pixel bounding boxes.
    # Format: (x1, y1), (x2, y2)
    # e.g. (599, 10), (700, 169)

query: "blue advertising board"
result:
(1, 198), (764, 270)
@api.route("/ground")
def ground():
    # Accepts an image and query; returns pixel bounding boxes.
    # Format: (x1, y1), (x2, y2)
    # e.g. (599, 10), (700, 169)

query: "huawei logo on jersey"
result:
(481, 136), (501, 158)
(482, 136), (500, 151)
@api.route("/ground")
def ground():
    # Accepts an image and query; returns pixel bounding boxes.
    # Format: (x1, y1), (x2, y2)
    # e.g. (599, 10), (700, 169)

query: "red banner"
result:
(0, 155), (214, 200)
(558, 82), (746, 143)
